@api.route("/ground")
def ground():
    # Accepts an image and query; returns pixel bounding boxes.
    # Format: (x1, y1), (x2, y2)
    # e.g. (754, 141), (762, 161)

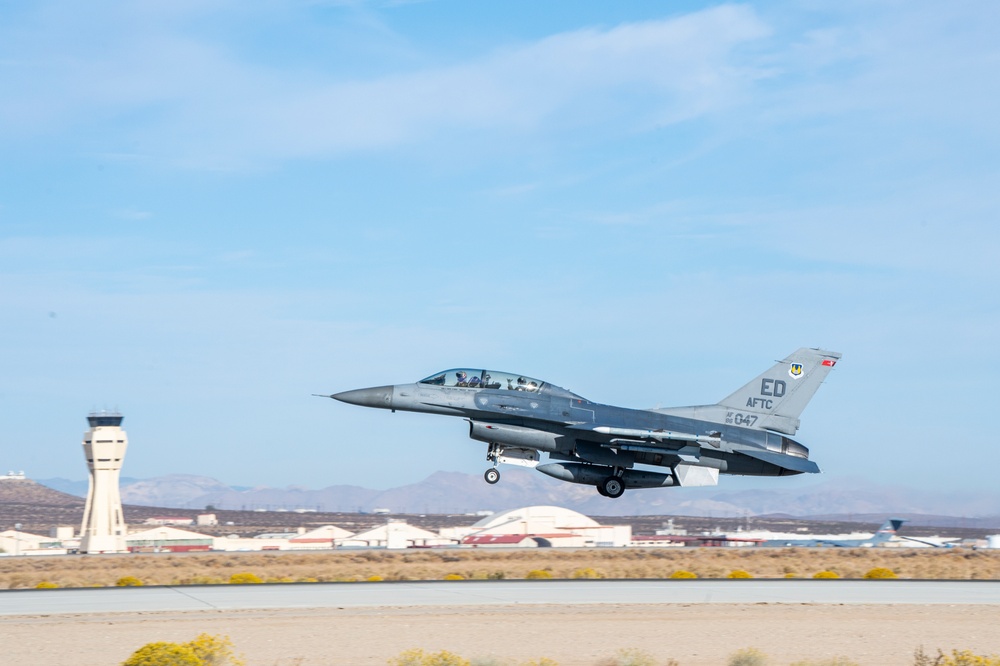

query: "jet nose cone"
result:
(332, 385), (394, 409)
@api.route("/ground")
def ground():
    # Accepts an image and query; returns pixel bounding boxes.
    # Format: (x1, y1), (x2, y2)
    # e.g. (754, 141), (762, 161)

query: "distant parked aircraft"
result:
(763, 518), (906, 547)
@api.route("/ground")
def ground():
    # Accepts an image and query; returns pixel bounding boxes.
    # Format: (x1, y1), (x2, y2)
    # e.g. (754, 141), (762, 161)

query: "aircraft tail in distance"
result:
(869, 518), (906, 544)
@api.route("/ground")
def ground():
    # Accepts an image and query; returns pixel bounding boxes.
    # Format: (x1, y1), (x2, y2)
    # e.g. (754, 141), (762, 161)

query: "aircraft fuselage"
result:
(328, 349), (839, 497)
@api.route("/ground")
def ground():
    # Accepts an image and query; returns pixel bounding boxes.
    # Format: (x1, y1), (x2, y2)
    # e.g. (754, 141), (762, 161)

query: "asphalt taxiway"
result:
(2, 578), (999, 616)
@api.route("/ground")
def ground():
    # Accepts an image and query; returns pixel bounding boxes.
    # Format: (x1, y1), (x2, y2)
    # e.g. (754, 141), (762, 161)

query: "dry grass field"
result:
(2, 546), (999, 588)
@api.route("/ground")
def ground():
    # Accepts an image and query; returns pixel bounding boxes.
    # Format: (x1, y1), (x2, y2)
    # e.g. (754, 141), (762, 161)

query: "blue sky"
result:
(2, 1), (998, 501)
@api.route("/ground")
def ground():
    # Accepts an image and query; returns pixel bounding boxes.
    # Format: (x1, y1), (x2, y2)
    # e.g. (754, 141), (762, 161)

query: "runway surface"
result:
(3, 579), (999, 616)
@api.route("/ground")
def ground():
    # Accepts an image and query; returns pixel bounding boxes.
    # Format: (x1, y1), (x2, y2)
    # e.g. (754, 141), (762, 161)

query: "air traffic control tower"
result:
(80, 412), (129, 554)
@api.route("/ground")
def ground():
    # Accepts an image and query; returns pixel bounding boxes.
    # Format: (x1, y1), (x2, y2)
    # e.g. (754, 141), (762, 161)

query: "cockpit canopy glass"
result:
(418, 369), (544, 393)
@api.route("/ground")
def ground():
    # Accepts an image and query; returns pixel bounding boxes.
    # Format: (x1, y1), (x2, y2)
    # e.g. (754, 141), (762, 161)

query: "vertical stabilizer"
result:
(869, 518), (906, 544)
(717, 348), (841, 435)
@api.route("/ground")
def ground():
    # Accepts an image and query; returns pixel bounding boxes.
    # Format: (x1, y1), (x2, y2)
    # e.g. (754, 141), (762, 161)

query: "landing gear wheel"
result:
(596, 484), (609, 497)
(484, 468), (500, 485)
(600, 476), (625, 499)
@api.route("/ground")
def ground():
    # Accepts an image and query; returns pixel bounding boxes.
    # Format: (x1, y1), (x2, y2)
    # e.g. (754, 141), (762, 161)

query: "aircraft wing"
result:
(568, 424), (818, 474)
(899, 536), (958, 548)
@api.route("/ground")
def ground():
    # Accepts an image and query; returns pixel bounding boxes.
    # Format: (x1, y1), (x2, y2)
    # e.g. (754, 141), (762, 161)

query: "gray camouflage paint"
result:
(327, 347), (841, 498)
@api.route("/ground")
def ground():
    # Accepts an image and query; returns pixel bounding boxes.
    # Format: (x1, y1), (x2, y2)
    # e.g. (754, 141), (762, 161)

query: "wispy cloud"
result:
(0, 4), (770, 167)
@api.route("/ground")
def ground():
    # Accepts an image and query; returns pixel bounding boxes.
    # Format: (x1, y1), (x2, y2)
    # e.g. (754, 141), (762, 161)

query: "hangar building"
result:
(443, 505), (631, 548)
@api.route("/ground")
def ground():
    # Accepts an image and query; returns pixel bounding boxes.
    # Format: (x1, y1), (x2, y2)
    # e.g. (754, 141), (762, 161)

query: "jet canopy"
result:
(419, 369), (545, 393)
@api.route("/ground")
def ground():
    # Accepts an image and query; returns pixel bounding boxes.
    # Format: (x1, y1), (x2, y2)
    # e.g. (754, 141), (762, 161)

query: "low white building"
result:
(125, 526), (214, 552)
(215, 535), (295, 551)
(0, 529), (67, 556)
(338, 520), (454, 549)
(290, 525), (354, 548)
(213, 525), (358, 552)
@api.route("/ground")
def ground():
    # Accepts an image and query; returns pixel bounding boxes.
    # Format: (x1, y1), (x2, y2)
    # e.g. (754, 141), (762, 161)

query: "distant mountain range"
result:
(36, 470), (1000, 527)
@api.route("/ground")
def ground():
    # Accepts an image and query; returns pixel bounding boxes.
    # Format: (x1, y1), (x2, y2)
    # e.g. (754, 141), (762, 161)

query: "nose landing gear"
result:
(482, 441), (541, 485)
(485, 442), (502, 484)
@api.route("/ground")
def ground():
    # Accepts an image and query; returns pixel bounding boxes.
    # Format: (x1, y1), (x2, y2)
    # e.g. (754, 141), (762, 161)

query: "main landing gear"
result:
(596, 469), (625, 499)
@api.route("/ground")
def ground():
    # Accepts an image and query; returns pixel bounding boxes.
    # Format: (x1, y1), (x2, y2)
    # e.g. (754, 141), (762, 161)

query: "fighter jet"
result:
(324, 347), (841, 498)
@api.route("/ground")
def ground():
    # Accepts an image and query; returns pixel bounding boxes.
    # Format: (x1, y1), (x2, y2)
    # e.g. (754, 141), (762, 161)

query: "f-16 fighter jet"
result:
(324, 348), (841, 498)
